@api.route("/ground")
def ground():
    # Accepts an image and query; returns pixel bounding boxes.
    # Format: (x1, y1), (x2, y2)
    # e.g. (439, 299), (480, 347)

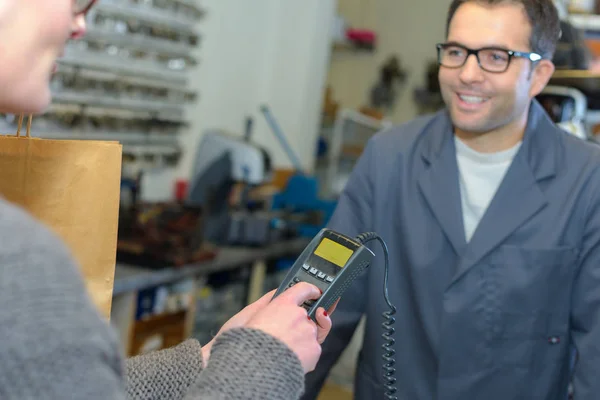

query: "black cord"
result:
(355, 232), (397, 400)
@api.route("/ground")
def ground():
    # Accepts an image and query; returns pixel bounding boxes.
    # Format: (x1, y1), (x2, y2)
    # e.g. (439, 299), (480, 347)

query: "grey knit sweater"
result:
(0, 198), (305, 399)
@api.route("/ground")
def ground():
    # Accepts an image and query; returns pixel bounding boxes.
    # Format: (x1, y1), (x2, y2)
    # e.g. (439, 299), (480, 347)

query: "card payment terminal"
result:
(272, 228), (398, 399)
(273, 229), (374, 319)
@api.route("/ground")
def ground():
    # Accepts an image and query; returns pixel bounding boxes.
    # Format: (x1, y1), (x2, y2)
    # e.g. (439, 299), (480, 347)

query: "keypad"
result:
(293, 265), (337, 312)
(288, 277), (302, 288)
(302, 265), (335, 284)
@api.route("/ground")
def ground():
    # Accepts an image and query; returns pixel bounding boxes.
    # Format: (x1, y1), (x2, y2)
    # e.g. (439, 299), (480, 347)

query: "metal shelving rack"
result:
(323, 109), (391, 197)
(0, 0), (204, 166)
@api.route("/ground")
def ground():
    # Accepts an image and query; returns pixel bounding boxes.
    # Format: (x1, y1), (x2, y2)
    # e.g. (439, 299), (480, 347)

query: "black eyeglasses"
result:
(74, 0), (97, 15)
(436, 43), (542, 73)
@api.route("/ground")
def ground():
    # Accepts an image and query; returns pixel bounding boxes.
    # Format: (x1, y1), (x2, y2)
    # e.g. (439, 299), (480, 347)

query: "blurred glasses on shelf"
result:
(127, 0), (204, 21)
(92, 13), (199, 46)
(52, 66), (192, 106)
(7, 108), (186, 136)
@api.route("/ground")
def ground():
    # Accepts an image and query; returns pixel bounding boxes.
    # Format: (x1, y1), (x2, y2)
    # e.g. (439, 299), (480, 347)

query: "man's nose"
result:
(459, 54), (485, 84)
(71, 14), (88, 40)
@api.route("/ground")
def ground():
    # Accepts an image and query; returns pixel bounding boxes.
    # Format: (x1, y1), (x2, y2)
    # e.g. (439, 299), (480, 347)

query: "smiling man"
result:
(301, 1), (600, 399)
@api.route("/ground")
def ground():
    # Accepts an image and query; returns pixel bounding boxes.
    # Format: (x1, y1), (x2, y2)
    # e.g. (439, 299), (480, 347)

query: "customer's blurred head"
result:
(438, 0), (560, 148)
(0, 0), (90, 114)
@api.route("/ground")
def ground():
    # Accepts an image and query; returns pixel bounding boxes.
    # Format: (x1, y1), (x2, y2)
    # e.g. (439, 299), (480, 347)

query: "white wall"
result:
(327, 0), (451, 124)
(176, 0), (337, 180)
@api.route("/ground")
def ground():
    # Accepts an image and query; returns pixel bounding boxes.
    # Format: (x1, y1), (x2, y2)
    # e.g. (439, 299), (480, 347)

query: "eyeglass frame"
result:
(74, 0), (97, 15)
(435, 42), (543, 73)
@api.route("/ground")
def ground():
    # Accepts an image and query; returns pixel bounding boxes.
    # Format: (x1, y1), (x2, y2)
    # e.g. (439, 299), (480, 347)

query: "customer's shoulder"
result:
(0, 197), (71, 260)
(0, 197), (91, 307)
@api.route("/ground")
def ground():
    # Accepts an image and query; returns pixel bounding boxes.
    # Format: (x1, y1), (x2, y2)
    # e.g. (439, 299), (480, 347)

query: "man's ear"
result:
(528, 59), (556, 98)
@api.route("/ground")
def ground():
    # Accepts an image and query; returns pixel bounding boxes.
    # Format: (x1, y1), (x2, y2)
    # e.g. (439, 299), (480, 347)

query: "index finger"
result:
(276, 282), (321, 306)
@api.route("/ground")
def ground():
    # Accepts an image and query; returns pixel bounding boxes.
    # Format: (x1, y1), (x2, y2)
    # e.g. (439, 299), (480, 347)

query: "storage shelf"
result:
(569, 14), (600, 31)
(95, 2), (198, 34)
(46, 104), (188, 126)
(32, 131), (180, 155)
(55, 66), (193, 95)
(42, 0), (203, 162)
(174, 0), (205, 14)
(332, 40), (375, 53)
(84, 29), (199, 61)
(58, 51), (188, 85)
(52, 91), (186, 117)
(28, 128), (177, 143)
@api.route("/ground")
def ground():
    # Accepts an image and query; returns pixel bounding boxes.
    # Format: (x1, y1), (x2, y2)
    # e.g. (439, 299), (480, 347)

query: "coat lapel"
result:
(418, 112), (467, 255)
(448, 100), (558, 287)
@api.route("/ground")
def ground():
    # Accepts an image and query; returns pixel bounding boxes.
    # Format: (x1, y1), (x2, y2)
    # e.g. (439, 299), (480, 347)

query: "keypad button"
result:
(309, 267), (318, 275)
(302, 264), (310, 270)
(317, 272), (326, 279)
(325, 276), (334, 283)
(293, 277), (301, 283)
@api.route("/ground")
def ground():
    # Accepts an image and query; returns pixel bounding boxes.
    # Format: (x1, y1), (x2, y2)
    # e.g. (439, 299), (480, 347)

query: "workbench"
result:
(110, 238), (310, 355)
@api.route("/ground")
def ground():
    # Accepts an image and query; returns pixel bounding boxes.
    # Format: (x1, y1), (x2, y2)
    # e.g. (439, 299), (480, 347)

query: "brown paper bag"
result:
(0, 114), (122, 319)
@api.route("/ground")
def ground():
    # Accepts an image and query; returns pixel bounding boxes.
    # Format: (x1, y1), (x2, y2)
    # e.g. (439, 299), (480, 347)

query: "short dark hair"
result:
(445, 0), (561, 60)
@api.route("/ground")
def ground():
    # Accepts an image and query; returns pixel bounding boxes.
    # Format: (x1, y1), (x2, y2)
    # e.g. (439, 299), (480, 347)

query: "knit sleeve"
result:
(185, 327), (305, 400)
(0, 201), (126, 400)
(125, 339), (204, 400)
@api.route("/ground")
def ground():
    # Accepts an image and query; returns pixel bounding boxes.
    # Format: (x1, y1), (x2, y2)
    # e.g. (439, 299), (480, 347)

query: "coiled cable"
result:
(355, 232), (397, 400)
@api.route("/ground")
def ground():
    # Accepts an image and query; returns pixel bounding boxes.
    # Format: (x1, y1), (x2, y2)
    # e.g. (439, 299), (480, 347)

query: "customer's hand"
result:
(245, 282), (325, 373)
(201, 284), (335, 367)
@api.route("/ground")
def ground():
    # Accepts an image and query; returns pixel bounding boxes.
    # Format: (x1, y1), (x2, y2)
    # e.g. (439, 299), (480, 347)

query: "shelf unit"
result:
(0, 0), (204, 166)
(569, 13), (600, 32)
(323, 109), (391, 197)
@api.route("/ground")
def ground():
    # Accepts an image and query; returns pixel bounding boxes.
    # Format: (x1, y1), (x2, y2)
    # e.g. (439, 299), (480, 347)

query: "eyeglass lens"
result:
(439, 45), (510, 72)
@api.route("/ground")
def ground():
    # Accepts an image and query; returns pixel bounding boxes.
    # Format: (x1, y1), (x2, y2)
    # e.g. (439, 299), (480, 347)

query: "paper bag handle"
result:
(15, 114), (33, 138)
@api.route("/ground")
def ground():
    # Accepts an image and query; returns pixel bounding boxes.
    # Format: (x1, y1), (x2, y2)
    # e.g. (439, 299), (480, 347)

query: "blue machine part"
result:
(270, 173), (337, 238)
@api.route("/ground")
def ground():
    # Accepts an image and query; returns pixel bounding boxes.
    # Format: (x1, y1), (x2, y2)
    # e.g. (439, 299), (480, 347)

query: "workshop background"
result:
(3, 0), (600, 398)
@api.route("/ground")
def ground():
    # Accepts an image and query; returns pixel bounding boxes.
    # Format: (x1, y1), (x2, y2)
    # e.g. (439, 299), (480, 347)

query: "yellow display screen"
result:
(314, 238), (353, 267)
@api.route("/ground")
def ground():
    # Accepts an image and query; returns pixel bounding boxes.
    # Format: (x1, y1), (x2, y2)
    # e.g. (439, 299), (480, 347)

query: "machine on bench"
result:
(187, 105), (339, 246)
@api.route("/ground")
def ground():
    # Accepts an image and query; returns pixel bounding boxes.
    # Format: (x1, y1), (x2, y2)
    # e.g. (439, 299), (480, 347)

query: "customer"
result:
(0, 1), (332, 399)
(303, 1), (600, 399)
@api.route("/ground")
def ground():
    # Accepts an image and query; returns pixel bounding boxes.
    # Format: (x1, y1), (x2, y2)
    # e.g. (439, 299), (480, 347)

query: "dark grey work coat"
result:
(303, 100), (600, 400)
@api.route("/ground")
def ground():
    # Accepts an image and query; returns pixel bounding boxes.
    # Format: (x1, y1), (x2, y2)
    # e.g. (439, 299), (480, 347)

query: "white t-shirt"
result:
(455, 136), (522, 242)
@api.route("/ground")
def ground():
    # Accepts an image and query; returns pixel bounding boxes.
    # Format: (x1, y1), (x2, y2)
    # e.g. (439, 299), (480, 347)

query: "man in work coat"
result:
(303, 0), (600, 399)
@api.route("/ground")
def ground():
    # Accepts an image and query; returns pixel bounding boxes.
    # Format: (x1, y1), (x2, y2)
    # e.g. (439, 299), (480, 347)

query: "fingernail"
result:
(307, 316), (312, 321)
(318, 288), (323, 294)
(323, 310), (328, 317)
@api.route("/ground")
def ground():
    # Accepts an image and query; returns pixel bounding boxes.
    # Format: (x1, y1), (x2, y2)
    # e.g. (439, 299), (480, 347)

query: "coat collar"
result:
(417, 99), (560, 286)
(420, 99), (558, 181)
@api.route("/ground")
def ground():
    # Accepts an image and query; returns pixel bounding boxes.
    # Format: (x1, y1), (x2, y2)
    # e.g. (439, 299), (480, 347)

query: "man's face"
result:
(439, 2), (552, 138)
